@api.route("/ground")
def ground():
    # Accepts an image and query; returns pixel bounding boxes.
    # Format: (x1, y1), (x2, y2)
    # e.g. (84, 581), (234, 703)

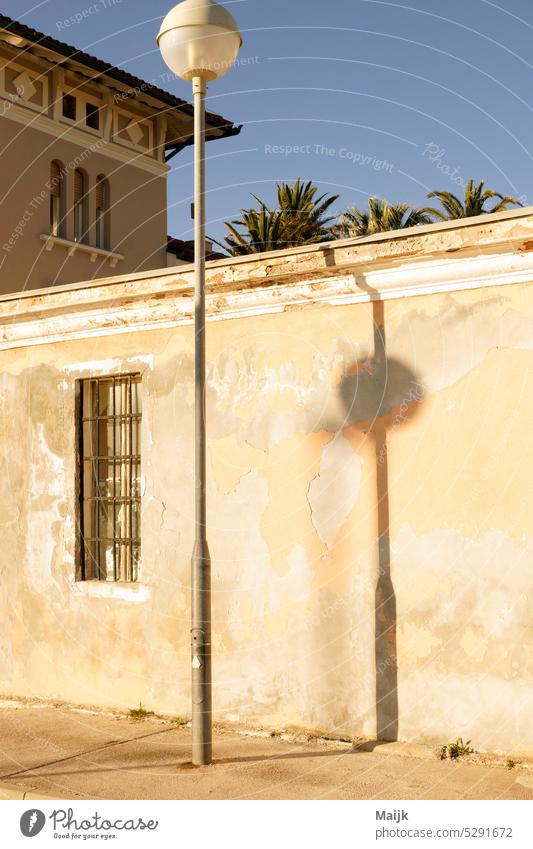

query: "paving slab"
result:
(0, 706), (174, 780)
(0, 705), (532, 800)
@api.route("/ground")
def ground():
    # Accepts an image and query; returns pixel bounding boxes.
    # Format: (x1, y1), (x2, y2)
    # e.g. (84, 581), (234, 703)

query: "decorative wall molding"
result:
(0, 97), (169, 176)
(114, 107), (153, 153)
(0, 55), (48, 113)
(1, 211), (533, 352)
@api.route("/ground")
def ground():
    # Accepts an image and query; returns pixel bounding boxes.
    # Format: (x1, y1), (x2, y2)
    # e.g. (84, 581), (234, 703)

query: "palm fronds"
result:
(422, 179), (522, 221)
(336, 197), (433, 237)
(213, 179), (339, 255)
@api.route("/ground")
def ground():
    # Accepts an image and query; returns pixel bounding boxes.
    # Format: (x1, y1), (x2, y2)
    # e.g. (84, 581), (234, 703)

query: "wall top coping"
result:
(1, 206), (533, 350)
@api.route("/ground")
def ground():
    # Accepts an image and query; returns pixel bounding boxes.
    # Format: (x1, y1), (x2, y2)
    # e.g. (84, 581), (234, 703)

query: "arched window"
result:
(73, 168), (88, 243)
(50, 160), (65, 237)
(95, 174), (110, 250)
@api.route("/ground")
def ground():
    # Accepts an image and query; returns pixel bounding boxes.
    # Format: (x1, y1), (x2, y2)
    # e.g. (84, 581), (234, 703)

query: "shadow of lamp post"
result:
(157, 0), (242, 767)
(339, 299), (425, 740)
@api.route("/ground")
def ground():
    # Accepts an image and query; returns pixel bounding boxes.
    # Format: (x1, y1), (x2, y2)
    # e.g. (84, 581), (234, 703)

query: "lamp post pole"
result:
(157, 0), (242, 769)
(191, 73), (212, 766)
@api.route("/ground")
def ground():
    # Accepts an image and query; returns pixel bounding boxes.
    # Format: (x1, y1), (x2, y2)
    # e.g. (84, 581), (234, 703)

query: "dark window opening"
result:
(86, 102), (100, 130)
(62, 93), (77, 121)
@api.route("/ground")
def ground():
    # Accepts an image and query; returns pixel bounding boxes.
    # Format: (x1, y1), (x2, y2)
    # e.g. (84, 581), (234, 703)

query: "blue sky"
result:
(4, 0), (533, 244)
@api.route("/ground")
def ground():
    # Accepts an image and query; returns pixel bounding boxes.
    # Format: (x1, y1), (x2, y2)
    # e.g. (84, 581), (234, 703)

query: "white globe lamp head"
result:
(157, 0), (243, 82)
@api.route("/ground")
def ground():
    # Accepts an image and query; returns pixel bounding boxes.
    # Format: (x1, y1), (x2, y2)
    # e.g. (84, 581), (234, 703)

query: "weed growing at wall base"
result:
(129, 702), (153, 720)
(440, 738), (475, 760)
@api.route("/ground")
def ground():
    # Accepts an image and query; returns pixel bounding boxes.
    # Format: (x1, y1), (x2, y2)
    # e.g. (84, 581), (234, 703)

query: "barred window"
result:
(79, 374), (141, 582)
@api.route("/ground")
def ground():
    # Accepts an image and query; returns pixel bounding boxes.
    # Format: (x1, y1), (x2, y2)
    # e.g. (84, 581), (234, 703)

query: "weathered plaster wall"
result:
(1, 213), (533, 755)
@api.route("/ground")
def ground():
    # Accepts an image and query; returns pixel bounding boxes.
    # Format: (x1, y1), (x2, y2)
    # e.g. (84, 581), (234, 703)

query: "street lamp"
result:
(157, 0), (242, 767)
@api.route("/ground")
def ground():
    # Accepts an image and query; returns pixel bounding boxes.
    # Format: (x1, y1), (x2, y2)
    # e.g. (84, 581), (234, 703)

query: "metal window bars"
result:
(80, 374), (141, 581)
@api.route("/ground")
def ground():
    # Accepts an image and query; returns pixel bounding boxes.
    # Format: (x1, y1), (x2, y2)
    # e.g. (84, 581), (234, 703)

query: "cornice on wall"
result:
(1, 208), (533, 351)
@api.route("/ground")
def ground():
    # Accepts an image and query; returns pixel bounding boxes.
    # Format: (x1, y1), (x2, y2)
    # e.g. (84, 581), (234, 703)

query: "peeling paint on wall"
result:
(65, 355), (154, 374)
(307, 433), (362, 548)
(26, 422), (65, 594)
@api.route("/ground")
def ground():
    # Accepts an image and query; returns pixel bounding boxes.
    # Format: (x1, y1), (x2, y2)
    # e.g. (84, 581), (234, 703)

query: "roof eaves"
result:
(0, 13), (241, 141)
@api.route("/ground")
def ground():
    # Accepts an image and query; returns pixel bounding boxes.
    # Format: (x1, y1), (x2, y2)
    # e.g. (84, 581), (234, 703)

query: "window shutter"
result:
(74, 170), (84, 203)
(50, 162), (61, 197)
(95, 176), (109, 249)
(96, 176), (105, 211)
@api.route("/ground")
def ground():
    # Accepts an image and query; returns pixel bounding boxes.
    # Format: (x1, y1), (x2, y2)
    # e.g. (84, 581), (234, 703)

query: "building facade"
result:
(0, 14), (239, 292)
(1, 208), (533, 755)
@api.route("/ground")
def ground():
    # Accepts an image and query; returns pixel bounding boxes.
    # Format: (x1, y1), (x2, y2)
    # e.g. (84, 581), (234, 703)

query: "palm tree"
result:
(422, 179), (522, 221)
(214, 179), (339, 255)
(217, 204), (285, 256)
(336, 197), (434, 238)
(276, 179), (338, 246)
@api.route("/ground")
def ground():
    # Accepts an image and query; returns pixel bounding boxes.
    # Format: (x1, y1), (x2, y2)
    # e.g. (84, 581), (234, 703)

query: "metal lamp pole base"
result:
(191, 74), (212, 767)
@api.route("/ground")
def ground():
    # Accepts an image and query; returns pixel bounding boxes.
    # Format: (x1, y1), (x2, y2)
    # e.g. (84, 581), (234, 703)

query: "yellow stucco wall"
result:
(1, 213), (533, 755)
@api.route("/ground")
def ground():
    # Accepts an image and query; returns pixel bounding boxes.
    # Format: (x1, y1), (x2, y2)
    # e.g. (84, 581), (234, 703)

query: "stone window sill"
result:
(71, 579), (149, 602)
(40, 234), (124, 268)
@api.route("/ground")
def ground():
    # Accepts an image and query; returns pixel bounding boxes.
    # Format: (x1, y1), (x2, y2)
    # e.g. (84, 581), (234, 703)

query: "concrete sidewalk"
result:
(0, 702), (532, 801)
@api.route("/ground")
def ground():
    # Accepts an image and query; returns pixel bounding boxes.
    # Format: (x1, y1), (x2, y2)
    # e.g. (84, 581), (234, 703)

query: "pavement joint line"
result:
(0, 725), (174, 782)
(0, 780), (75, 801)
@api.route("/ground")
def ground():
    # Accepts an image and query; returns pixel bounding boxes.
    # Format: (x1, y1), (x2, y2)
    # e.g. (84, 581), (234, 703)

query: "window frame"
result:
(78, 373), (142, 583)
(59, 87), (103, 137)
